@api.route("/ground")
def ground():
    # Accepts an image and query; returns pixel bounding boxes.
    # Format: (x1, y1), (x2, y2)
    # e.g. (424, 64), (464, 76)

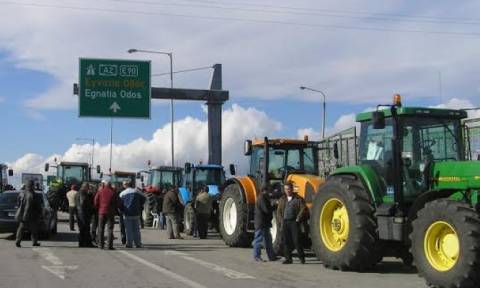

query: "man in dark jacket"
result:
(120, 180), (146, 248)
(94, 181), (119, 250)
(252, 186), (276, 262)
(76, 183), (95, 247)
(15, 180), (43, 247)
(277, 181), (308, 264)
(162, 187), (183, 239)
(194, 186), (212, 239)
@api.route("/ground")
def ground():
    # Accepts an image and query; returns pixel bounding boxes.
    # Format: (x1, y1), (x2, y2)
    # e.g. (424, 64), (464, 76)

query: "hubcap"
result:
(424, 221), (459, 272)
(320, 198), (349, 252)
(223, 198), (237, 235)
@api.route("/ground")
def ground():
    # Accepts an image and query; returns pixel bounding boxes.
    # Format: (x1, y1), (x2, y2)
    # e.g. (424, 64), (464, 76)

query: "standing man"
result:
(163, 187), (183, 239)
(90, 181), (104, 244)
(66, 184), (78, 231)
(15, 180), (42, 247)
(277, 181), (308, 264)
(120, 180), (146, 248)
(94, 181), (119, 250)
(76, 183), (95, 247)
(112, 182), (126, 245)
(252, 186), (276, 262)
(194, 186), (212, 239)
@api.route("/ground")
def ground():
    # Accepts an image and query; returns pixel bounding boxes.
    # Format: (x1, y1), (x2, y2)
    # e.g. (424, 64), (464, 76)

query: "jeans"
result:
(253, 228), (275, 260)
(97, 214), (115, 249)
(124, 216), (142, 247)
(195, 213), (209, 239)
(165, 213), (181, 238)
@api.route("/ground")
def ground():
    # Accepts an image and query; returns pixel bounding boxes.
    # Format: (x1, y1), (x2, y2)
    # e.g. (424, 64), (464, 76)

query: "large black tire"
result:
(271, 212), (284, 256)
(184, 203), (195, 235)
(142, 192), (155, 227)
(47, 187), (68, 212)
(310, 175), (379, 271)
(411, 199), (480, 288)
(219, 183), (250, 247)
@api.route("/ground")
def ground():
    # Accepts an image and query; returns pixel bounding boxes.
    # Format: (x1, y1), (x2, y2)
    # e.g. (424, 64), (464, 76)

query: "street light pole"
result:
(128, 48), (175, 166)
(300, 86), (327, 139)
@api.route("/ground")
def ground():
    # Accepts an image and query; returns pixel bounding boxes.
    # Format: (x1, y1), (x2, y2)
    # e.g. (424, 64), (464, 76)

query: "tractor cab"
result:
(110, 171), (136, 191)
(356, 98), (468, 204)
(145, 166), (183, 194)
(244, 137), (319, 197)
(180, 163), (226, 205)
(0, 165), (13, 192)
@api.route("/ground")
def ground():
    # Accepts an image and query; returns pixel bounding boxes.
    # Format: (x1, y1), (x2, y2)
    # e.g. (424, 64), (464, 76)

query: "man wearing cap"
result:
(119, 180), (146, 248)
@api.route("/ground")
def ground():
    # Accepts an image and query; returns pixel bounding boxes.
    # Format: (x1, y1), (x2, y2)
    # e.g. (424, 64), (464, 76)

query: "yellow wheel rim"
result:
(424, 221), (459, 272)
(320, 198), (349, 252)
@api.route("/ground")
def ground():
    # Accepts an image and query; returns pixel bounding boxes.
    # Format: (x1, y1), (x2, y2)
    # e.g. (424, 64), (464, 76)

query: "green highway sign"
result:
(79, 58), (151, 118)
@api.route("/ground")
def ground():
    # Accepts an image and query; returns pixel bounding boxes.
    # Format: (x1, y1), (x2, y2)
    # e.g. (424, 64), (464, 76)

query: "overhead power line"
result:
(1, 1), (480, 37)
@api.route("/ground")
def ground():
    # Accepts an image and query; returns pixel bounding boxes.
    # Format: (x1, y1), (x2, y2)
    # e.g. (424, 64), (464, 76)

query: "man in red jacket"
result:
(94, 181), (120, 250)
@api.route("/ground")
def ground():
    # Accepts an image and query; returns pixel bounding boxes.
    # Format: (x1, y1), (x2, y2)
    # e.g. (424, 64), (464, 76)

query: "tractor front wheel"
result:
(310, 175), (379, 271)
(411, 199), (480, 288)
(142, 192), (156, 227)
(184, 203), (195, 235)
(219, 184), (250, 247)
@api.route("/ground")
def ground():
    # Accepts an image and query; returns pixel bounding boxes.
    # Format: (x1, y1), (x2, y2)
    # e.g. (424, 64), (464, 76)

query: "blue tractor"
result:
(179, 163), (226, 235)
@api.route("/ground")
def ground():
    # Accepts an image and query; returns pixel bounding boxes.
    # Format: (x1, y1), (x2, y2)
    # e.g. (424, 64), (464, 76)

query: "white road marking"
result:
(164, 250), (255, 280)
(41, 266), (78, 280)
(119, 250), (208, 288)
(33, 248), (78, 280)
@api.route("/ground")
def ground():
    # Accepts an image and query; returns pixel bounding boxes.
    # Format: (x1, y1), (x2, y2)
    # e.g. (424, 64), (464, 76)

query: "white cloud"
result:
(432, 98), (480, 118)
(7, 104), (281, 186)
(1, 1), (480, 109)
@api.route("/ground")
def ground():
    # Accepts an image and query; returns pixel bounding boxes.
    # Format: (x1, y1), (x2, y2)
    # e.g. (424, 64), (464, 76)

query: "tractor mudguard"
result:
(178, 187), (191, 206)
(232, 176), (257, 205)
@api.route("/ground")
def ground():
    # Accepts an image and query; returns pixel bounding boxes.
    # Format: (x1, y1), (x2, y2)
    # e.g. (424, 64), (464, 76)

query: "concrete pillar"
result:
(208, 64), (223, 165)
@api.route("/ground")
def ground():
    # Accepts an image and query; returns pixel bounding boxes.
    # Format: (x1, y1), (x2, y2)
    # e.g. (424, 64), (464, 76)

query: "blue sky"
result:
(1, 0), (480, 175)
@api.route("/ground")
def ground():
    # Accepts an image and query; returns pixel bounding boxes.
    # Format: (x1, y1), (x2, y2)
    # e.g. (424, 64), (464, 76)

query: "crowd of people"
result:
(14, 179), (308, 265)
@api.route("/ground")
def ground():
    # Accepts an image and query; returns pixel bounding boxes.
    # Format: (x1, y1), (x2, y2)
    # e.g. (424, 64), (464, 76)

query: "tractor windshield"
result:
(195, 168), (225, 186)
(112, 174), (135, 186)
(268, 146), (317, 179)
(58, 165), (87, 183)
(150, 170), (182, 188)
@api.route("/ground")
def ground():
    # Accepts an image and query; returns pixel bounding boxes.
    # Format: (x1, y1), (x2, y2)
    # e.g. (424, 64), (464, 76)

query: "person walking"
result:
(66, 184), (78, 231)
(163, 187), (183, 239)
(252, 186), (276, 262)
(76, 183), (96, 247)
(194, 186), (212, 239)
(15, 180), (43, 247)
(277, 181), (308, 264)
(119, 180), (146, 248)
(94, 181), (119, 250)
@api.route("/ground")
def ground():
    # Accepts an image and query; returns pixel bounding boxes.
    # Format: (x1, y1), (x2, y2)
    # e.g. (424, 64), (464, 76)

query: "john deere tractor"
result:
(310, 95), (480, 288)
(142, 166), (183, 227)
(219, 137), (324, 250)
(179, 163), (226, 235)
(45, 161), (100, 212)
(0, 164), (13, 192)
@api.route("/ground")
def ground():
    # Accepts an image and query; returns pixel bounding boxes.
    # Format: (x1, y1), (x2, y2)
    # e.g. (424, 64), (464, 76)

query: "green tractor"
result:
(310, 96), (480, 288)
(0, 164), (13, 192)
(45, 161), (100, 212)
(142, 166), (183, 227)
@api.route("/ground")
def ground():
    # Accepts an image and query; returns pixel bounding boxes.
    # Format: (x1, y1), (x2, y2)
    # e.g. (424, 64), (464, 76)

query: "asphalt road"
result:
(0, 214), (427, 288)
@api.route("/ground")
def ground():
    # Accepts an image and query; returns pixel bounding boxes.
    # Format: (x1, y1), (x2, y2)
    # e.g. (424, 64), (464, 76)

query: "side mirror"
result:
(8, 169), (13, 176)
(99, 172), (104, 179)
(372, 111), (385, 130)
(184, 162), (192, 174)
(141, 176), (144, 183)
(333, 142), (339, 160)
(136, 172), (141, 179)
(229, 164), (236, 176)
(96, 165), (101, 174)
(44, 163), (49, 172)
(244, 140), (252, 156)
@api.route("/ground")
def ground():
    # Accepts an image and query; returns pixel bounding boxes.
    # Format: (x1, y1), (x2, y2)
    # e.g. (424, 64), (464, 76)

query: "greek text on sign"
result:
(79, 58), (151, 118)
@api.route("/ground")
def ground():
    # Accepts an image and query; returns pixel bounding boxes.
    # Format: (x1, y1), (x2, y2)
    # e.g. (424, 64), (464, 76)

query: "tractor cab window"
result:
(59, 165), (86, 183)
(359, 119), (394, 188)
(195, 168), (225, 186)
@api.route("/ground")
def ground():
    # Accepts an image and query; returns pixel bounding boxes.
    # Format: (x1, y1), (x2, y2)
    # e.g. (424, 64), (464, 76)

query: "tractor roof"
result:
(0, 164), (6, 169)
(151, 166), (183, 172)
(252, 139), (312, 147)
(113, 171), (136, 176)
(194, 164), (224, 169)
(59, 161), (90, 167)
(356, 107), (468, 122)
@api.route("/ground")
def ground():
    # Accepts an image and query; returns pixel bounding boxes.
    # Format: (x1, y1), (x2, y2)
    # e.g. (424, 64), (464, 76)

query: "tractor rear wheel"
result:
(310, 175), (379, 271)
(271, 212), (283, 256)
(184, 203), (195, 235)
(411, 199), (480, 288)
(142, 192), (156, 227)
(219, 183), (250, 247)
